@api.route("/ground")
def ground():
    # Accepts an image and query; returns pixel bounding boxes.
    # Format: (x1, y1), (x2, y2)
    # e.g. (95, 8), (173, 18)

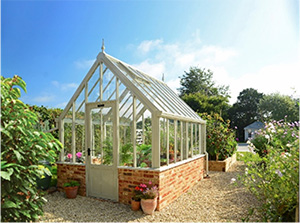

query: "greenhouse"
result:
(57, 44), (208, 210)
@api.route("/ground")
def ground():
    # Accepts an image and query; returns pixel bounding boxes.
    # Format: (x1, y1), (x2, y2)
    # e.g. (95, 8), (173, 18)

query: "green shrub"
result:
(239, 119), (299, 222)
(200, 113), (237, 160)
(1, 75), (61, 222)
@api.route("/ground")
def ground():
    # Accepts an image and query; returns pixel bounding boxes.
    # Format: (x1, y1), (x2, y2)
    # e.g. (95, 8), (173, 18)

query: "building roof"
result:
(59, 51), (205, 124)
(244, 121), (264, 130)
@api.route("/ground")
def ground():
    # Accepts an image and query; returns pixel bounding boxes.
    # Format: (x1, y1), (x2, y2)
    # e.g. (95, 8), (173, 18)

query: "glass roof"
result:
(105, 53), (203, 122)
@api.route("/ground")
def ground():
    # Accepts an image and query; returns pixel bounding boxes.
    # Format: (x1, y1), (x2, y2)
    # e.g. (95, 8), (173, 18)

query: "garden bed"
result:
(209, 153), (236, 172)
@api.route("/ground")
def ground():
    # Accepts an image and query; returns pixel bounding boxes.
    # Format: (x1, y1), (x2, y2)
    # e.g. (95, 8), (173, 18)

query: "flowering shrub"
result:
(133, 181), (158, 200)
(200, 113), (237, 160)
(250, 118), (299, 157)
(239, 119), (299, 222)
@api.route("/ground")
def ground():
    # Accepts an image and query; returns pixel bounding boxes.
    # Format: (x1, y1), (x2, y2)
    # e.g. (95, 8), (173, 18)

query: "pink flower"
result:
(149, 181), (152, 185)
(67, 153), (72, 159)
(76, 152), (82, 158)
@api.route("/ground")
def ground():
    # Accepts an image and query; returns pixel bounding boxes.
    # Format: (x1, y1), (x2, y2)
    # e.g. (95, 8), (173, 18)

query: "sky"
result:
(2, 0), (299, 109)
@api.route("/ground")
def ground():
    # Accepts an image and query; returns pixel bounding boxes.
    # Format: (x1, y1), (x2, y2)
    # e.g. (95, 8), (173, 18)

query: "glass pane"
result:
(169, 120), (175, 164)
(176, 121), (182, 161)
(119, 94), (133, 167)
(63, 108), (72, 162)
(88, 67), (100, 102)
(63, 120), (72, 162)
(75, 94), (85, 163)
(103, 71), (116, 101)
(91, 107), (113, 166)
(193, 123), (200, 155)
(160, 118), (167, 166)
(136, 110), (152, 168)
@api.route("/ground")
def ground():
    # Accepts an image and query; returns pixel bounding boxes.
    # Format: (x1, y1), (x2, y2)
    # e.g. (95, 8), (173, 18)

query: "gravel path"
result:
(41, 161), (261, 222)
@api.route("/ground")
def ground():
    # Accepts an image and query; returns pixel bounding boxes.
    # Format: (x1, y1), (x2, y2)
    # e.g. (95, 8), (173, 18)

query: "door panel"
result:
(86, 101), (118, 201)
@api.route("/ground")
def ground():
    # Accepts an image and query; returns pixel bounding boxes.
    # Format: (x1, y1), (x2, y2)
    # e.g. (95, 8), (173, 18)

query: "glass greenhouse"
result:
(57, 45), (207, 205)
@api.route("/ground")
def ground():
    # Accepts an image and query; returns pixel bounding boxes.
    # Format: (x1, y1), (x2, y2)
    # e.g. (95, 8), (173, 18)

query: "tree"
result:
(258, 93), (299, 122)
(1, 75), (61, 222)
(182, 92), (230, 118)
(179, 67), (231, 117)
(228, 88), (264, 141)
(178, 67), (229, 97)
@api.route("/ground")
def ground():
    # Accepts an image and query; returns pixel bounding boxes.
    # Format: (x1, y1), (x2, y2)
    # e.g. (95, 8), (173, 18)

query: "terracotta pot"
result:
(131, 199), (141, 211)
(141, 197), (157, 215)
(64, 186), (79, 199)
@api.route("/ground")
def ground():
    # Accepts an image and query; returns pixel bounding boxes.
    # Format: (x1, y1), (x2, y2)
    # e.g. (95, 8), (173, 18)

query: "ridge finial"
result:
(101, 39), (105, 52)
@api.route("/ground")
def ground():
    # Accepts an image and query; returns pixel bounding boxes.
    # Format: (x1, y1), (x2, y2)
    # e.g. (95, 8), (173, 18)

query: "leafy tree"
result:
(178, 67), (230, 97)
(258, 93), (299, 122)
(179, 67), (231, 117)
(228, 88), (264, 141)
(1, 75), (61, 222)
(182, 92), (230, 118)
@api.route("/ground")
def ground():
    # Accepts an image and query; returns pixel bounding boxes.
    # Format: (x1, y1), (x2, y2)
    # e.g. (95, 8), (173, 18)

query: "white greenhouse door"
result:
(86, 101), (118, 201)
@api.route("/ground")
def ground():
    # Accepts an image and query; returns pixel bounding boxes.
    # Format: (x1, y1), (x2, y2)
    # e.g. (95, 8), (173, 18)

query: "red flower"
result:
(135, 186), (139, 190)
(140, 188), (143, 192)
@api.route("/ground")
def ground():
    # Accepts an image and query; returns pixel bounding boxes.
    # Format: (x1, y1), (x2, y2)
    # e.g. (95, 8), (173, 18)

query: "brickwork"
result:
(208, 153), (237, 172)
(118, 156), (205, 210)
(57, 156), (205, 210)
(57, 163), (86, 196)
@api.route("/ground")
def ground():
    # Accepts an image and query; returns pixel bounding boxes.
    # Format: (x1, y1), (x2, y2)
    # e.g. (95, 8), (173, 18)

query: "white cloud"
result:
(74, 59), (95, 69)
(228, 62), (300, 104)
(52, 81), (78, 91)
(131, 34), (298, 105)
(132, 34), (238, 99)
(33, 95), (55, 103)
(137, 39), (163, 54)
(55, 101), (68, 108)
(132, 60), (166, 80)
(166, 78), (181, 94)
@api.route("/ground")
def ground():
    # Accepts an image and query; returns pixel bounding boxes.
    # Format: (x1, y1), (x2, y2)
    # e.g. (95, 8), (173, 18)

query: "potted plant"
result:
(36, 160), (52, 190)
(131, 186), (143, 211)
(63, 180), (80, 199)
(139, 181), (158, 215)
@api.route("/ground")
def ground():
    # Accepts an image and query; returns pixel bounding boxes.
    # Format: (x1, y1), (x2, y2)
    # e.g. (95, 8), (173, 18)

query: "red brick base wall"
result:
(118, 156), (205, 210)
(57, 156), (205, 210)
(57, 163), (86, 196)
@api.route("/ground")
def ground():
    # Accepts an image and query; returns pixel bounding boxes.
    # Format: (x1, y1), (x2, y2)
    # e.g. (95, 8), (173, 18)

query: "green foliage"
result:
(137, 144), (152, 167)
(179, 67), (230, 118)
(103, 138), (113, 165)
(119, 143), (152, 167)
(1, 75), (62, 222)
(182, 92), (230, 117)
(200, 113), (237, 160)
(63, 180), (80, 188)
(258, 93), (299, 122)
(29, 105), (62, 135)
(179, 67), (229, 97)
(239, 119), (299, 222)
(228, 88), (264, 141)
(120, 143), (133, 166)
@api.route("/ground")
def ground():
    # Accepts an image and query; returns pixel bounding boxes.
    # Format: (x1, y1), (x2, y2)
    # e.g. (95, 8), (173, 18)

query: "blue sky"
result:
(2, 0), (299, 108)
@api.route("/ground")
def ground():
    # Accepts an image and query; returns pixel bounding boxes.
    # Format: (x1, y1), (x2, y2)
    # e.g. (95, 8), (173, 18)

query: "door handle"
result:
(87, 148), (95, 156)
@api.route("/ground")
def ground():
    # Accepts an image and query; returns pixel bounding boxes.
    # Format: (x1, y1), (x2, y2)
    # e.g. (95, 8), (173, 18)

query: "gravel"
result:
(41, 161), (261, 222)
